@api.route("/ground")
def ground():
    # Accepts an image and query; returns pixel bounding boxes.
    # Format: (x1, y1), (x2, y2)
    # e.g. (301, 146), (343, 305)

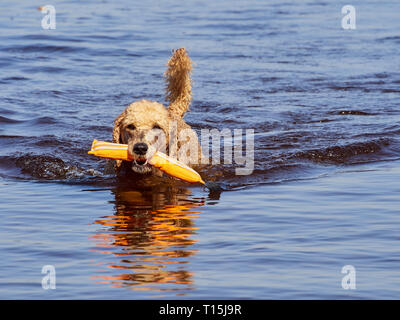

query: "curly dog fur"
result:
(112, 48), (203, 176)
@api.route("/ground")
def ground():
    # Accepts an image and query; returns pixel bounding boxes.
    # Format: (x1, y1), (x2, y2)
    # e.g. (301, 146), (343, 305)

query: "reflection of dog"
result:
(91, 185), (205, 289)
(112, 48), (202, 176)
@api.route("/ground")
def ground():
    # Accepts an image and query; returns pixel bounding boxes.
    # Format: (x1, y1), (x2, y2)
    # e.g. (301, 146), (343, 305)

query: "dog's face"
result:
(114, 101), (170, 174)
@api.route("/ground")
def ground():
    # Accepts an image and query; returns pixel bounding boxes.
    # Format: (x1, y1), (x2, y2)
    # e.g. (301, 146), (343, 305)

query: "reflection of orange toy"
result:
(91, 186), (205, 290)
(88, 139), (205, 184)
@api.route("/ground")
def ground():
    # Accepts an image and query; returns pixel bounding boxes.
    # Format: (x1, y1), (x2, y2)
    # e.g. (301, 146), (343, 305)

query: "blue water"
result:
(0, 0), (399, 299)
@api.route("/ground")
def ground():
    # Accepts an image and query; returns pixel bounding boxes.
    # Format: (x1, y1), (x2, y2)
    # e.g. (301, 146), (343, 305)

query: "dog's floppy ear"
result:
(165, 48), (193, 119)
(112, 111), (125, 144)
(112, 111), (126, 171)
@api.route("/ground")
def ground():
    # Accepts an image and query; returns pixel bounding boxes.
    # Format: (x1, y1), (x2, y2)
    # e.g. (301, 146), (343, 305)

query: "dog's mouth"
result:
(130, 156), (152, 174)
(128, 147), (157, 174)
(134, 158), (148, 166)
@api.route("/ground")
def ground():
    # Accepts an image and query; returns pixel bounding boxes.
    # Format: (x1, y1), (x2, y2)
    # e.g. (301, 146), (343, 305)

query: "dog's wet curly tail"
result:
(165, 48), (193, 118)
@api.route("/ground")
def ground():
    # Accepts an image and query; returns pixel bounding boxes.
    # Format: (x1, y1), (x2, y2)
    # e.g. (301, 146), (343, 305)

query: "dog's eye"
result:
(153, 124), (162, 130)
(127, 124), (136, 130)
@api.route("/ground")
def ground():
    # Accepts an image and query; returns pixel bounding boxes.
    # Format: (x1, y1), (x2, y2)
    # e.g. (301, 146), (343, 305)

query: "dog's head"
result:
(113, 49), (195, 175)
(113, 100), (170, 174)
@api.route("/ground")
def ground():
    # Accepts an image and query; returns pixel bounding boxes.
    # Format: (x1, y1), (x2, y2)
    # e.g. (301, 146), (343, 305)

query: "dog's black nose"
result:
(133, 143), (148, 155)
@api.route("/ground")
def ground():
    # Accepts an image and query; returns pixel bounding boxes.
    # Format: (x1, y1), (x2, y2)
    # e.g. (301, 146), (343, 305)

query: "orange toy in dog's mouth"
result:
(88, 139), (205, 184)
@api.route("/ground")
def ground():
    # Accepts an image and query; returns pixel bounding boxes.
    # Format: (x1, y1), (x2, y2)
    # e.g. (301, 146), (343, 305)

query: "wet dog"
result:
(112, 48), (203, 177)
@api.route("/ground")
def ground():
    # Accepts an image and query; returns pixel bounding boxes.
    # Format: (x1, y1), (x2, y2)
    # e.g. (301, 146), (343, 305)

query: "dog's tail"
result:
(165, 48), (193, 118)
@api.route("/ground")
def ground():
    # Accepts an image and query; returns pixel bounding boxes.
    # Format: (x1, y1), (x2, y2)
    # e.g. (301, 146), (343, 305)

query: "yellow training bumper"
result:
(88, 139), (205, 184)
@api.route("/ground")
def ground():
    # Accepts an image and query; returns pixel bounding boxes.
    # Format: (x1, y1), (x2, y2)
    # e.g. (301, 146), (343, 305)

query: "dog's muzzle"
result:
(129, 143), (152, 173)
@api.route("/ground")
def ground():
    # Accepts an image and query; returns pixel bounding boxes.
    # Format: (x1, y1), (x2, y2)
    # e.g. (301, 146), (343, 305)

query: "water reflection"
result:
(91, 182), (206, 292)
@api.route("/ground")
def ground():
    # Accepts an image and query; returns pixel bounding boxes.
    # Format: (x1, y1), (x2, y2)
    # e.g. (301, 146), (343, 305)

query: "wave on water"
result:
(292, 139), (392, 164)
(0, 154), (103, 181)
